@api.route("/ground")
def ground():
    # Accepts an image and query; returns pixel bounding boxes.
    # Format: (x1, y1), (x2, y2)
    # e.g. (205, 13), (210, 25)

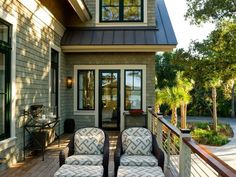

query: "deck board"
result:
(0, 132), (118, 177)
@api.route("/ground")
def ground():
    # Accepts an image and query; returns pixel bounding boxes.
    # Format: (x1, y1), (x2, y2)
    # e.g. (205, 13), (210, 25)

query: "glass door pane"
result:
(100, 70), (120, 130)
(50, 49), (59, 116)
(0, 53), (5, 135)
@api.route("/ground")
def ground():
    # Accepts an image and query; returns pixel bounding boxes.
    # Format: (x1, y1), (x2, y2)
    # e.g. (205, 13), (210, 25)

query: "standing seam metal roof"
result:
(61, 0), (177, 46)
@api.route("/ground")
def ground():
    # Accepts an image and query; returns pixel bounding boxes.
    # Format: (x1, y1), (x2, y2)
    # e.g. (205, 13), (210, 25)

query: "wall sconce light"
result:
(66, 77), (73, 88)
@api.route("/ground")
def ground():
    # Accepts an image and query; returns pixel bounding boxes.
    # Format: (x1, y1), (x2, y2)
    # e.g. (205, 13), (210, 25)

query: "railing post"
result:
(156, 114), (163, 149)
(147, 107), (153, 130)
(179, 129), (191, 177)
(166, 129), (171, 171)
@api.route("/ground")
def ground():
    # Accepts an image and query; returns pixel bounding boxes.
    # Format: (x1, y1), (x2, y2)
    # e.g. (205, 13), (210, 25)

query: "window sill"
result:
(95, 22), (148, 27)
(73, 110), (96, 116)
(0, 137), (17, 150)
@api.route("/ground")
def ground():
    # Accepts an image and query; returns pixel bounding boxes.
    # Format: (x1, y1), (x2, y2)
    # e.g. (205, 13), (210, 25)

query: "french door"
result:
(99, 70), (120, 130)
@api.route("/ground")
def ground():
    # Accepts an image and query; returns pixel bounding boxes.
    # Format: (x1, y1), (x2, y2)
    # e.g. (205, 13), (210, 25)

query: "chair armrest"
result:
(59, 134), (75, 167)
(114, 135), (123, 177)
(103, 132), (109, 177)
(152, 134), (165, 171)
(59, 147), (69, 167)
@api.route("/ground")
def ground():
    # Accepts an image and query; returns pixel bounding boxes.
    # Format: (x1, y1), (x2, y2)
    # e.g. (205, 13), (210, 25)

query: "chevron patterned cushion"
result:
(117, 166), (164, 177)
(74, 128), (105, 155)
(122, 128), (152, 155)
(54, 164), (103, 177)
(120, 154), (158, 166)
(65, 155), (103, 165)
(124, 136), (152, 155)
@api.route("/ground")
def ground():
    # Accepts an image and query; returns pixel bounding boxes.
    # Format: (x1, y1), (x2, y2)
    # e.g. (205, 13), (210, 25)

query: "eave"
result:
(61, 45), (176, 52)
(67, 0), (91, 22)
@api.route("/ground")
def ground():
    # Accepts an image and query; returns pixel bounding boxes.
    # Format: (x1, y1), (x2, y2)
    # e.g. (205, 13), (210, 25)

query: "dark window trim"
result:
(77, 70), (95, 111)
(99, 0), (144, 22)
(50, 48), (59, 117)
(124, 69), (143, 111)
(0, 18), (12, 140)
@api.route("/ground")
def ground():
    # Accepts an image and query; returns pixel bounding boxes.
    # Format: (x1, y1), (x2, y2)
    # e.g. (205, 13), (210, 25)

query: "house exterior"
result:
(0, 0), (176, 169)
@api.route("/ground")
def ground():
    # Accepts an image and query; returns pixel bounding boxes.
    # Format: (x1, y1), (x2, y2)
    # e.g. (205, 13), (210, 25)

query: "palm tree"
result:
(176, 72), (194, 129)
(156, 87), (182, 126)
(207, 78), (222, 131)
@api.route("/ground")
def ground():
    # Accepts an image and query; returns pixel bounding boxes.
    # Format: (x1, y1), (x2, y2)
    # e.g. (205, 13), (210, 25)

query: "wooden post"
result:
(147, 107), (153, 130)
(179, 129), (191, 177)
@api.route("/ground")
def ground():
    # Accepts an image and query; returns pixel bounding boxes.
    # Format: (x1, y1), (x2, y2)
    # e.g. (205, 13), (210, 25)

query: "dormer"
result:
(65, 0), (156, 27)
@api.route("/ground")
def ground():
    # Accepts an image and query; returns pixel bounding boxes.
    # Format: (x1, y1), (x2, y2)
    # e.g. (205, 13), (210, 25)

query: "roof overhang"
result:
(61, 45), (176, 52)
(67, 0), (91, 22)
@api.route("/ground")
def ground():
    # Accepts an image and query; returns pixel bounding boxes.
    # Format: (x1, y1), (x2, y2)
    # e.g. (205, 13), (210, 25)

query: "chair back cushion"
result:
(74, 127), (105, 155)
(122, 127), (152, 155)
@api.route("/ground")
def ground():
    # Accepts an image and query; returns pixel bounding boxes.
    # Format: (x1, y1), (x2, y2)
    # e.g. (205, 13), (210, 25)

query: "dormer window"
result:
(100, 0), (143, 22)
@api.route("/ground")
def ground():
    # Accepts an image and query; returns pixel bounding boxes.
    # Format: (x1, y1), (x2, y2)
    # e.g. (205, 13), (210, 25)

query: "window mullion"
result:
(119, 0), (123, 22)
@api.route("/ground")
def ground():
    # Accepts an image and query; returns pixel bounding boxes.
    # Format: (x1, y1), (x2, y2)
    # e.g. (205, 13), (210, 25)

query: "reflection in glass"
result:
(101, 0), (142, 22)
(0, 22), (9, 43)
(101, 71), (119, 129)
(78, 70), (95, 110)
(0, 53), (5, 135)
(125, 70), (142, 110)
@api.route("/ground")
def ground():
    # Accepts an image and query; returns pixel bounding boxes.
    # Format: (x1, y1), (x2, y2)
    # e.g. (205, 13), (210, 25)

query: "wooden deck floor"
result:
(0, 131), (119, 177)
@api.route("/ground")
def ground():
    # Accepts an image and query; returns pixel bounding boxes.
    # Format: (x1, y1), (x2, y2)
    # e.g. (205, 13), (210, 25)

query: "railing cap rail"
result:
(183, 138), (236, 177)
(149, 109), (180, 137)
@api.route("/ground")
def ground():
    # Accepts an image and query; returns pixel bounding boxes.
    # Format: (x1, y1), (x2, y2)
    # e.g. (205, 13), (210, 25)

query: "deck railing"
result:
(147, 108), (236, 177)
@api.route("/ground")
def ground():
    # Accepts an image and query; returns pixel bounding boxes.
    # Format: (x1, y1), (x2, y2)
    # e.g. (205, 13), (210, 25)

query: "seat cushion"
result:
(74, 128), (105, 155)
(124, 136), (152, 155)
(65, 155), (103, 165)
(117, 166), (164, 177)
(120, 154), (158, 167)
(54, 164), (103, 177)
(122, 128), (152, 155)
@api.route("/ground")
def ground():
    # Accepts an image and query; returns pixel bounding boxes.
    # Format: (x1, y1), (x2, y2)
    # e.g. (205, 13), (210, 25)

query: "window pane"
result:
(0, 53), (5, 135)
(125, 70), (142, 110)
(0, 23), (8, 43)
(78, 70), (95, 110)
(102, 0), (119, 6)
(124, 0), (141, 6)
(124, 7), (141, 21)
(102, 7), (119, 21)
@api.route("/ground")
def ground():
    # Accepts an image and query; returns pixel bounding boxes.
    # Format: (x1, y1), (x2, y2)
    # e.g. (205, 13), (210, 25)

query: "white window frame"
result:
(74, 65), (146, 131)
(95, 0), (148, 27)
(49, 42), (61, 118)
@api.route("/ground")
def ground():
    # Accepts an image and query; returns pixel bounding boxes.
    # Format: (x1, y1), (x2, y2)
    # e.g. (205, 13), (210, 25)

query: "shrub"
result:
(189, 122), (233, 146)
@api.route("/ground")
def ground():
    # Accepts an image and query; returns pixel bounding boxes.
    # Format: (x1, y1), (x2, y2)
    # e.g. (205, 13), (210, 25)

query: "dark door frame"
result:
(99, 70), (120, 130)
(50, 48), (59, 117)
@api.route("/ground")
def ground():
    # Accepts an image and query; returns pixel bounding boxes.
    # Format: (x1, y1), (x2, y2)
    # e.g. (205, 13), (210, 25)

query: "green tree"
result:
(185, 0), (236, 24)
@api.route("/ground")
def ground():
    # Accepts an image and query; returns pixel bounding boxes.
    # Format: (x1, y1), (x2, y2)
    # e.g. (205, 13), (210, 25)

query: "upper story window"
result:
(100, 0), (143, 22)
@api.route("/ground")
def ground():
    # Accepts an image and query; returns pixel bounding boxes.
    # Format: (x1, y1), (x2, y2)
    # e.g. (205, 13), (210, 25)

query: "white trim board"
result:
(49, 42), (61, 118)
(73, 65), (146, 131)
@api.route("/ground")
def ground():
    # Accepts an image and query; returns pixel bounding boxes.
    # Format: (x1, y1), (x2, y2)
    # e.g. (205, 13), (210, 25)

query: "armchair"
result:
(114, 127), (164, 176)
(59, 127), (109, 177)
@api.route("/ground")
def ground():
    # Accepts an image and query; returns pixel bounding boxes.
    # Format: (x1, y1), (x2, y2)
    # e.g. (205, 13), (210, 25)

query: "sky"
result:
(164, 0), (215, 49)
